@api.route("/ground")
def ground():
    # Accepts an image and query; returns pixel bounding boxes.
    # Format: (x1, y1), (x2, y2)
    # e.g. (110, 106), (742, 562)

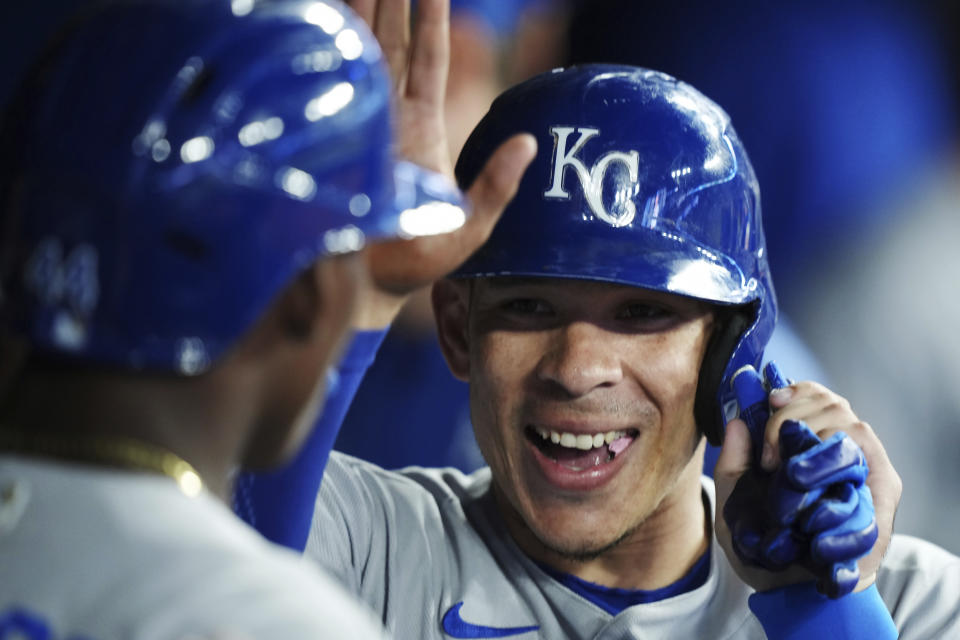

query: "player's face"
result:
(243, 252), (366, 469)
(459, 277), (711, 560)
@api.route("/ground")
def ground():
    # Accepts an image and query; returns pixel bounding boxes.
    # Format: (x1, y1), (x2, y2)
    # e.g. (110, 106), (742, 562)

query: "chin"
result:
(537, 527), (634, 562)
(517, 495), (640, 563)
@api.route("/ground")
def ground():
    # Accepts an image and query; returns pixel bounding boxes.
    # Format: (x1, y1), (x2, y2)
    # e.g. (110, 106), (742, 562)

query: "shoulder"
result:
(316, 452), (494, 555)
(312, 451), (493, 552)
(877, 533), (960, 638)
(192, 547), (387, 639)
(878, 533), (960, 592)
(321, 450), (492, 513)
(0, 457), (386, 639)
(309, 454), (504, 633)
(121, 481), (390, 638)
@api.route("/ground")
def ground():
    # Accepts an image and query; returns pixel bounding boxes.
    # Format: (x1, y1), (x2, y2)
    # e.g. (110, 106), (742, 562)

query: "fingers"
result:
(759, 527), (804, 570)
(800, 482), (858, 532)
(714, 418), (753, 484)
(777, 420), (820, 459)
(763, 381), (855, 469)
(406, 0), (449, 106)
(807, 484), (879, 598)
(762, 361), (791, 390)
(371, 0), (411, 89)
(817, 559), (860, 599)
(810, 485), (879, 564)
(765, 470), (826, 526)
(785, 432), (868, 488)
(354, 134), (535, 329)
(462, 133), (537, 245)
(714, 417), (753, 534)
(360, 0), (449, 101)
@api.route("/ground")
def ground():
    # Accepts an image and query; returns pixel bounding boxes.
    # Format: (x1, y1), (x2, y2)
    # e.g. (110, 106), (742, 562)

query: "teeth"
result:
(575, 434), (593, 450)
(534, 427), (630, 451)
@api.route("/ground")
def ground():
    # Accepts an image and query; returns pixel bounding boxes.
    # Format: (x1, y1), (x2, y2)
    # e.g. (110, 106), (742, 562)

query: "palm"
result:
(349, 0), (535, 325)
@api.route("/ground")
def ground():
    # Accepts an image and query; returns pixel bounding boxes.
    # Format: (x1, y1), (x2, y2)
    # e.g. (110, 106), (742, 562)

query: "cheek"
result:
(638, 320), (712, 427)
(467, 332), (537, 461)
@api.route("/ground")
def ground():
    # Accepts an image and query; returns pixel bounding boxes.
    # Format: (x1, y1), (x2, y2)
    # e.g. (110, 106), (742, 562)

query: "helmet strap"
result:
(694, 306), (753, 446)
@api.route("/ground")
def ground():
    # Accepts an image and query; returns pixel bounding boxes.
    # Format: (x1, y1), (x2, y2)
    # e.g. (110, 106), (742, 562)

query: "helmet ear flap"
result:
(695, 306), (753, 446)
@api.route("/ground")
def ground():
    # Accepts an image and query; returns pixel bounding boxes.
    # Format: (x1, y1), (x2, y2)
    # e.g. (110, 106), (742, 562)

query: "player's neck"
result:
(0, 365), (257, 501)
(505, 449), (710, 591)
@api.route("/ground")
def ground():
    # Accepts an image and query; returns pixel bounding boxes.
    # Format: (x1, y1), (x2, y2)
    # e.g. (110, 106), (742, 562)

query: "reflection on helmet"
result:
(0, 0), (463, 375)
(454, 65), (777, 444)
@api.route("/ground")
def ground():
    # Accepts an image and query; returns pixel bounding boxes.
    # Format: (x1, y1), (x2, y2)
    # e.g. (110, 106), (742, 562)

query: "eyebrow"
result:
(480, 277), (556, 290)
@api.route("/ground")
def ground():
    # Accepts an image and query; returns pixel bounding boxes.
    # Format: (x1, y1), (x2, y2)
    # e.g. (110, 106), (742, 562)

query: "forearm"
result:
(234, 329), (389, 550)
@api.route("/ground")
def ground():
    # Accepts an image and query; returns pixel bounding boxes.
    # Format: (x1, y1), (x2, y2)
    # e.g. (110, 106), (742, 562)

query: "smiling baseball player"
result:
(302, 63), (954, 639)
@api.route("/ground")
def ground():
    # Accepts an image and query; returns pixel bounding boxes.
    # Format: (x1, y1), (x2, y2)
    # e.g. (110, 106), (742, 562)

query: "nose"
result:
(535, 321), (624, 397)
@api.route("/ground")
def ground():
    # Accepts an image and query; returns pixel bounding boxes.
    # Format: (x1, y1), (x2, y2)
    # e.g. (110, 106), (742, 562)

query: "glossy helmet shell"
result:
(453, 65), (777, 443)
(0, 0), (462, 375)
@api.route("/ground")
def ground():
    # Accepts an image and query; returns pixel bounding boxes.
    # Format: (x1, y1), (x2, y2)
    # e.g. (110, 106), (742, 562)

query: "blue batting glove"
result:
(811, 484), (878, 564)
(762, 361), (791, 392)
(725, 363), (879, 598)
(731, 365), (770, 465)
(785, 432), (869, 489)
(800, 482), (859, 533)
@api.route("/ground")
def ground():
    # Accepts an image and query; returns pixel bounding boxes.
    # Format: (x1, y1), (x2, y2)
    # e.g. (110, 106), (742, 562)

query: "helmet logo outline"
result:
(543, 126), (639, 227)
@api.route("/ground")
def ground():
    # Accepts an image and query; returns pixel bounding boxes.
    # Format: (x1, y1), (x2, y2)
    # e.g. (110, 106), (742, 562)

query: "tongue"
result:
(537, 434), (636, 471)
(609, 435), (632, 456)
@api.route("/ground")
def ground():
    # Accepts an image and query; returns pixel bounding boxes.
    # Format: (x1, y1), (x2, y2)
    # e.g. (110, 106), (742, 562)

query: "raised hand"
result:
(350, 0), (537, 328)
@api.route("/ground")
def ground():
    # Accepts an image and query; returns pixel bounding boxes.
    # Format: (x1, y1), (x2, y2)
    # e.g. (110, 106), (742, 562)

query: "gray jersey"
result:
(0, 455), (387, 640)
(308, 452), (960, 639)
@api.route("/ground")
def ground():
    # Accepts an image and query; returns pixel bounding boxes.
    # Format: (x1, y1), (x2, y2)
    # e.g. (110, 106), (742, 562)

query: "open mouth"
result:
(525, 425), (638, 471)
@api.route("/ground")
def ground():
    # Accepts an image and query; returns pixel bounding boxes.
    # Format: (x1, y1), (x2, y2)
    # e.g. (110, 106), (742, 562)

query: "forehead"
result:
(473, 276), (708, 307)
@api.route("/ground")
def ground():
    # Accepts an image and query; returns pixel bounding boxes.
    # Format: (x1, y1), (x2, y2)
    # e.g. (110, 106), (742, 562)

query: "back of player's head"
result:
(0, 0), (463, 376)
(453, 64), (776, 444)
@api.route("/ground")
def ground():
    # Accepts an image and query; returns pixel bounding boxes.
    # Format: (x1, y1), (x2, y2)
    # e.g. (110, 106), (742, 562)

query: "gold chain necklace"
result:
(0, 429), (204, 497)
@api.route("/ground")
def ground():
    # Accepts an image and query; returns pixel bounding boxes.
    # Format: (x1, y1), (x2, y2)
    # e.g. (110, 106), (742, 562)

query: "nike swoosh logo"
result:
(442, 602), (539, 638)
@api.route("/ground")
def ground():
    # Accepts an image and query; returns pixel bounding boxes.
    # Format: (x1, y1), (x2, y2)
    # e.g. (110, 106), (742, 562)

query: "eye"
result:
(502, 298), (553, 316)
(618, 302), (670, 321)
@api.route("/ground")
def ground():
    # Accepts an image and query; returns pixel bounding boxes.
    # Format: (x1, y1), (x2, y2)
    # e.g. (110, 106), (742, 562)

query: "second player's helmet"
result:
(0, 0), (464, 375)
(454, 65), (776, 444)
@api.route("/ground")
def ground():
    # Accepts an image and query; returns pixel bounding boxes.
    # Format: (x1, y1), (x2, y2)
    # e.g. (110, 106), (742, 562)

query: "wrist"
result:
(352, 288), (409, 330)
(749, 581), (896, 640)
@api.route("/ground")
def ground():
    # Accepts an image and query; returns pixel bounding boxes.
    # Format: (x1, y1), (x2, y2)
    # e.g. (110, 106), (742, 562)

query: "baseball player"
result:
(237, 15), (960, 635)
(0, 0), (534, 638)
(309, 67), (959, 637)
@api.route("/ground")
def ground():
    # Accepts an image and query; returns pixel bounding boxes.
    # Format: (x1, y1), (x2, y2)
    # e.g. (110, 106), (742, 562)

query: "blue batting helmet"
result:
(453, 65), (776, 444)
(0, 0), (464, 375)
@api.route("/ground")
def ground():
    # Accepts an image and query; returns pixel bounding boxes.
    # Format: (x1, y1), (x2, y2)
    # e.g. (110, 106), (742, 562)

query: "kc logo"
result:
(543, 126), (639, 227)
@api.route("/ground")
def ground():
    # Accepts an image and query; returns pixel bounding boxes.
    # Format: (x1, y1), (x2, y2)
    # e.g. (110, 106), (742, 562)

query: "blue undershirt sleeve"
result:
(749, 582), (897, 640)
(233, 329), (389, 551)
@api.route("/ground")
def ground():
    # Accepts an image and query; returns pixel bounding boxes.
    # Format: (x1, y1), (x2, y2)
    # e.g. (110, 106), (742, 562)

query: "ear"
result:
(279, 267), (322, 342)
(432, 279), (471, 381)
(250, 255), (359, 360)
(231, 267), (320, 364)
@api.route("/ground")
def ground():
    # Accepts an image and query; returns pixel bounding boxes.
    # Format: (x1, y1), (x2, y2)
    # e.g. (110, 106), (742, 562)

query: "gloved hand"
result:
(722, 363), (878, 598)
